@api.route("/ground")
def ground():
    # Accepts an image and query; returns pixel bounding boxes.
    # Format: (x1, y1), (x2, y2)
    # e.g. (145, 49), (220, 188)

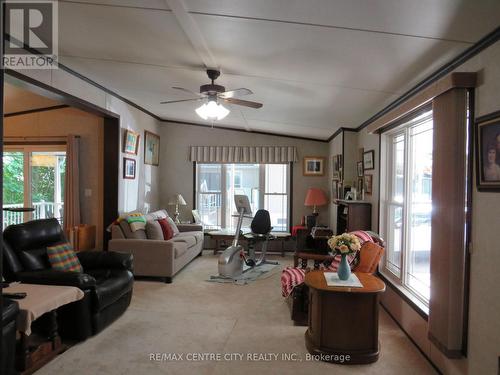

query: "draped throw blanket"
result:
(189, 146), (298, 164)
(63, 135), (81, 229)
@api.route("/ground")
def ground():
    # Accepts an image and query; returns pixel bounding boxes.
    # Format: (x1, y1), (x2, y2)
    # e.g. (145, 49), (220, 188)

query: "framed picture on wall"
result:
(364, 174), (373, 194)
(363, 150), (375, 170)
(123, 129), (140, 155)
(123, 158), (136, 179)
(357, 161), (364, 177)
(476, 111), (500, 191)
(303, 156), (325, 176)
(144, 131), (160, 166)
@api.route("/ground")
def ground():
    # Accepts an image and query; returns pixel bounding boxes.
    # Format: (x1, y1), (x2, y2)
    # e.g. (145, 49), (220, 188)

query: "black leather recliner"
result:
(2, 298), (19, 375)
(2, 218), (134, 340)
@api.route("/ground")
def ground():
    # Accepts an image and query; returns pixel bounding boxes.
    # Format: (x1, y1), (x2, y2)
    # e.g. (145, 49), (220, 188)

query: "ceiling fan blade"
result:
(172, 86), (203, 97)
(223, 98), (263, 109)
(219, 88), (253, 99)
(160, 98), (200, 104)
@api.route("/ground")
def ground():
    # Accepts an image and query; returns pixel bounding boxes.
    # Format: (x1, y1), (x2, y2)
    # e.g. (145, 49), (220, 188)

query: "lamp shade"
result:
(304, 188), (327, 207)
(168, 194), (187, 206)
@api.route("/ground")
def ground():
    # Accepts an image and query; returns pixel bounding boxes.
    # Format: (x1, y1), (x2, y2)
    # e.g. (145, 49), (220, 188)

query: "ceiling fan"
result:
(160, 69), (263, 121)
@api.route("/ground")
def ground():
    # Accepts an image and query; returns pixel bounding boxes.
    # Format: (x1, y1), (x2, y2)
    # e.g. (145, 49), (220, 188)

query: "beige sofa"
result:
(108, 210), (203, 283)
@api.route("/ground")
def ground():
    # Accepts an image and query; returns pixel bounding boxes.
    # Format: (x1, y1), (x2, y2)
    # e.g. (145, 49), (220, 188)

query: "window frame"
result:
(380, 110), (433, 310)
(194, 162), (292, 231)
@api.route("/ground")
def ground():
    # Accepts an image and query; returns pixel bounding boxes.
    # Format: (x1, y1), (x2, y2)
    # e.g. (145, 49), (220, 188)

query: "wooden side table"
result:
(304, 271), (385, 364)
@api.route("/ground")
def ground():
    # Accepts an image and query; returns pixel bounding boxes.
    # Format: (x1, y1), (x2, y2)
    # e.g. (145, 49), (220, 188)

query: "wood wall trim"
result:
(367, 72), (476, 133)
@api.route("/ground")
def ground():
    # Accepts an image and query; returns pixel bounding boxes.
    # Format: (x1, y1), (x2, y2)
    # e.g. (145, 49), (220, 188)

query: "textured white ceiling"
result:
(50, 1), (500, 139)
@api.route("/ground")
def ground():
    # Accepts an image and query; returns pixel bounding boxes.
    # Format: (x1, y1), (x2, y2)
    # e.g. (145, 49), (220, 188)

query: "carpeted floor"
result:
(36, 252), (437, 374)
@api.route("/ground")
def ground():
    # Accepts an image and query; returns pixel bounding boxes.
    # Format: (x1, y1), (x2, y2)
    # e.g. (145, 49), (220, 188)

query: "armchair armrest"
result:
(77, 251), (133, 272)
(16, 270), (96, 289)
(177, 224), (203, 232)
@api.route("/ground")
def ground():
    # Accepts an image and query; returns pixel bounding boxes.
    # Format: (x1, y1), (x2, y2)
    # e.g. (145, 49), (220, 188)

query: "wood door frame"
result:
(4, 71), (120, 250)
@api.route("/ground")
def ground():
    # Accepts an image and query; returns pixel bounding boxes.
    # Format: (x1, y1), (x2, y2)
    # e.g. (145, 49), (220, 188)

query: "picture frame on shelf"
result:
(123, 158), (136, 179)
(357, 161), (364, 177)
(363, 150), (375, 170)
(332, 171), (341, 181)
(144, 131), (160, 166)
(303, 156), (325, 176)
(331, 180), (338, 201)
(123, 129), (140, 155)
(364, 174), (373, 194)
(357, 177), (364, 193)
(476, 111), (500, 191)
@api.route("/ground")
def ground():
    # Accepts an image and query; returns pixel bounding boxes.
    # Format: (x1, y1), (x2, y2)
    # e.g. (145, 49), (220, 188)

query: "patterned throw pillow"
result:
(47, 242), (83, 273)
(166, 216), (180, 236)
(127, 213), (147, 232)
(158, 218), (174, 240)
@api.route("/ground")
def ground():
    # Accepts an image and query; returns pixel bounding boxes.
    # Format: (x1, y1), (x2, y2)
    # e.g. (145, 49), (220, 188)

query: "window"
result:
(196, 163), (290, 231)
(3, 146), (67, 227)
(382, 110), (433, 305)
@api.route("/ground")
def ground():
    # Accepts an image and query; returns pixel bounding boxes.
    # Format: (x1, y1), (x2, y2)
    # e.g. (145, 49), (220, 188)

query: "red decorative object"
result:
(158, 218), (173, 240)
(292, 225), (307, 237)
(304, 188), (328, 214)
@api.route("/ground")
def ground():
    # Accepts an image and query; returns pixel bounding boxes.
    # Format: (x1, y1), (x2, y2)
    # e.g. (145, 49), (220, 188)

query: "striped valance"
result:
(189, 146), (298, 163)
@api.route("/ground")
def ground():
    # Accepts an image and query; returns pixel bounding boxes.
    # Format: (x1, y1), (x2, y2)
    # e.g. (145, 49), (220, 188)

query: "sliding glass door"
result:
(3, 146), (66, 227)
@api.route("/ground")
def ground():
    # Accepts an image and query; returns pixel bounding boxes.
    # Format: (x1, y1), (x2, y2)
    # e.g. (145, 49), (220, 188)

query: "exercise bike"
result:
(217, 195), (278, 279)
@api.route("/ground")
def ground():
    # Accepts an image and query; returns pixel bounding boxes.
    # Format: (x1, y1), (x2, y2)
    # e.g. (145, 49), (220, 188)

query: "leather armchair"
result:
(2, 298), (19, 375)
(2, 218), (134, 340)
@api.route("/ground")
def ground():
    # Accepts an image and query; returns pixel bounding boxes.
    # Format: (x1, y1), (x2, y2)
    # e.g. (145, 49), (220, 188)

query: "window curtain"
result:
(189, 146), (298, 163)
(63, 135), (81, 229)
(427, 88), (469, 358)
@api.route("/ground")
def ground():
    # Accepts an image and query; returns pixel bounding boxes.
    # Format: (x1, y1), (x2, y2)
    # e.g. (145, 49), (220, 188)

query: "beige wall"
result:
(10, 65), (162, 216)
(4, 107), (104, 248)
(159, 122), (330, 227)
(378, 40), (500, 375)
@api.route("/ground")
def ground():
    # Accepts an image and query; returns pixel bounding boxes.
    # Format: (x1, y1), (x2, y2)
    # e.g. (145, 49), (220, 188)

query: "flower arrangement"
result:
(327, 233), (361, 255)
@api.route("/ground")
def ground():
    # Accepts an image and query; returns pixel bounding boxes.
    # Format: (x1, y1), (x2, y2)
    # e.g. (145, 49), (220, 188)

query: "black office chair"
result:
(244, 209), (278, 266)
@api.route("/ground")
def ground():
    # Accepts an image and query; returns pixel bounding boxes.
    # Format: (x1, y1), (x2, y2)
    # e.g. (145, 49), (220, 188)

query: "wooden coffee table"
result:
(304, 271), (385, 364)
(4, 283), (84, 374)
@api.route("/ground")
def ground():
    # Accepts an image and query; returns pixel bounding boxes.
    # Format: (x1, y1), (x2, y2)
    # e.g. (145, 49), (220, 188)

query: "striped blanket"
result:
(281, 230), (374, 297)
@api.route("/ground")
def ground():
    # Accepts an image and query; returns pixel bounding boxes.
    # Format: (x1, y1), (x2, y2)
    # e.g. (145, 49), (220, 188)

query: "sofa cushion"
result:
(176, 231), (204, 244)
(47, 242), (83, 273)
(119, 220), (146, 239)
(18, 247), (51, 271)
(171, 235), (196, 248)
(146, 220), (163, 240)
(166, 216), (180, 236)
(146, 210), (168, 221)
(158, 218), (174, 240)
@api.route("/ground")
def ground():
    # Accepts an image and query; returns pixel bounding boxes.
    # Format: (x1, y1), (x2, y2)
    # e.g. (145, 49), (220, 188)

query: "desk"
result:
(304, 271), (385, 364)
(207, 229), (291, 256)
(4, 283), (84, 373)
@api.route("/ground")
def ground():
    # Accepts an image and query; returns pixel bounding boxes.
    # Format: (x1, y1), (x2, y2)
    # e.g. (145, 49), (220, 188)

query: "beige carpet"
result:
(36, 252), (437, 375)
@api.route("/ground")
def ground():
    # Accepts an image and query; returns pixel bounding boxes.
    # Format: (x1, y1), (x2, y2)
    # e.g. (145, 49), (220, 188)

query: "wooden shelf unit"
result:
(335, 200), (371, 233)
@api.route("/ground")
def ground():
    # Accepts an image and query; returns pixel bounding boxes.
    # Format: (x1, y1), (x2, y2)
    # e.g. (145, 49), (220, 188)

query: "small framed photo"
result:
(364, 174), (373, 194)
(476, 112), (500, 191)
(363, 150), (375, 170)
(331, 180), (338, 201)
(144, 131), (160, 166)
(123, 129), (140, 155)
(303, 156), (325, 176)
(123, 158), (136, 179)
(357, 161), (364, 177)
(357, 177), (364, 193)
(332, 171), (341, 181)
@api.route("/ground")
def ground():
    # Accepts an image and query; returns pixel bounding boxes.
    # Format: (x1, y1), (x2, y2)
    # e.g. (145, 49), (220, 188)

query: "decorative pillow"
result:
(126, 213), (146, 232)
(47, 242), (83, 273)
(166, 216), (180, 236)
(119, 220), (147, 239)
(158, 218), (174, 240)
(146, 220), (164, 240)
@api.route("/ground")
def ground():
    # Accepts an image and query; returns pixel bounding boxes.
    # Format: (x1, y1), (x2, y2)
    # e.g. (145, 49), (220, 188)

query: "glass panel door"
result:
(3, 151), (26, 226)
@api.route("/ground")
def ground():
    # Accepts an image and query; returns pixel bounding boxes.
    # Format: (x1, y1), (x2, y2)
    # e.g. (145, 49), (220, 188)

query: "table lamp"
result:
(168, 194), (187, 223)
(304, 188), (327, 228)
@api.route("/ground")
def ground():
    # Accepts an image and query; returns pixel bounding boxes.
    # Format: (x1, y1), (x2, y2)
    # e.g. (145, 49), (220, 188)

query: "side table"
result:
(4, 283), (84, 373)
(304, 271), (385, 364)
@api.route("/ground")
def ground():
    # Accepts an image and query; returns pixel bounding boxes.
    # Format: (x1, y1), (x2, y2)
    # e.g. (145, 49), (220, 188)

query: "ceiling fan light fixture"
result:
(195, 100), (230, 121)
